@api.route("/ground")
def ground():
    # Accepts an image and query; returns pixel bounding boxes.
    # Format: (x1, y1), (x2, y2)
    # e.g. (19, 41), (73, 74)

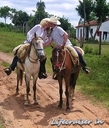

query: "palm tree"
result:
(0, 6), (10, 24)
(36, 0), (45, 11)
(36, 0), (46, 21)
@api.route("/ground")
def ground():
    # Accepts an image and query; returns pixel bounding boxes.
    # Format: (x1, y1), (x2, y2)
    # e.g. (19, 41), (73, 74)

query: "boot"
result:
(50, 58), (57, 80)
(39, 72), (48, 79)
(4, 55), (18, 76)
(52, 72), (57, 80)
(82, 67), (90, 74)
(38, 58), (48, 79)
(4, 67), (12, 75)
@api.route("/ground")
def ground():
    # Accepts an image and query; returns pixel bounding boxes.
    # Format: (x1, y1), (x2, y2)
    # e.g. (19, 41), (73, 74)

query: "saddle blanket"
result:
(74, 46), (84, 56)
(65, 45), (84, 66)
(13, 43), (30, 60)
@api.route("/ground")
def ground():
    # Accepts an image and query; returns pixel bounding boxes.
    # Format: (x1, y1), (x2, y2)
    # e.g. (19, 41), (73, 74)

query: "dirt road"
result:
(0, 52), (109, 128)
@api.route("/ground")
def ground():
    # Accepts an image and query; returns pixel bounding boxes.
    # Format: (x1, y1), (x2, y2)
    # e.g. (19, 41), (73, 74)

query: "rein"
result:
(28, 41), (43, 63)
(59, 49), (66, 72)
(28, 55), (39, 63)
(53, 48), (66, 72)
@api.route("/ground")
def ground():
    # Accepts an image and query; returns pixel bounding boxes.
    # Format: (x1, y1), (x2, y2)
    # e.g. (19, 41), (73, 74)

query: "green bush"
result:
(0, 23), (5, 27)
(84, 45), (93, 54)
(69, 38), (77, 46)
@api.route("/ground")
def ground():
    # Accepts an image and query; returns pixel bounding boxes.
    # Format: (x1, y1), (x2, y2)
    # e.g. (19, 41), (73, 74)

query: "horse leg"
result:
(33, 77), (38, 105)
(70, 71), (80, 100)
(16, 67), (21, 94)
(16, 68), (23, 94)
(65, 87), (70, 110)
(24, 75), (30, 106)
(58, 77), (63, 108)
(16, 74), (20, 94)
(65, 77), (70, 110)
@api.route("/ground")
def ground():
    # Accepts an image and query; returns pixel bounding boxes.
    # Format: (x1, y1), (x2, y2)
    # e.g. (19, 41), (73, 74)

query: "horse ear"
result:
(34, 33), (38, 40)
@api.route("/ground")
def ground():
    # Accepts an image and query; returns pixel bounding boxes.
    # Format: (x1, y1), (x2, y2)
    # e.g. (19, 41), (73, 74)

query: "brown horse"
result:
(51, 46), (81, 110)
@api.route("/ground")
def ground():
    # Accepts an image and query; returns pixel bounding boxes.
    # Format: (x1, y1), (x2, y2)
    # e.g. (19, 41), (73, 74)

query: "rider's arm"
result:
(62, 33), (68, 46)
(43, 39), (52, 47)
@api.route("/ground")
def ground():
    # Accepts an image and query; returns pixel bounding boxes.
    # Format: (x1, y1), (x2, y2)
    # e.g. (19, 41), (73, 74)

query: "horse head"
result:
(52, 46), (65, 73)
(31, 33), (45, 61)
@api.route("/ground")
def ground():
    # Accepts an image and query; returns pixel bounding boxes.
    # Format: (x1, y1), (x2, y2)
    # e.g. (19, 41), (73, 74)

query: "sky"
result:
(0, 0), (109, 27)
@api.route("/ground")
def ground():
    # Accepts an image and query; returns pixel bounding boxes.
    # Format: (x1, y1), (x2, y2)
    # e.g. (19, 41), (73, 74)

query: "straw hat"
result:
(40, 18), (50, 26)
(49, 16), (61, 25)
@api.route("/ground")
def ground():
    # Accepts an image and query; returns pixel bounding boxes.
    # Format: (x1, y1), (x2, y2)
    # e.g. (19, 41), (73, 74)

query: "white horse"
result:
(16, 33), (45, 106)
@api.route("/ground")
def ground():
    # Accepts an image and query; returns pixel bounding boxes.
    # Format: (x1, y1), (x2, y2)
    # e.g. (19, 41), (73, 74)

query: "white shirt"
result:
(50, 26), (72, 46)
(24, 24), (47, 43)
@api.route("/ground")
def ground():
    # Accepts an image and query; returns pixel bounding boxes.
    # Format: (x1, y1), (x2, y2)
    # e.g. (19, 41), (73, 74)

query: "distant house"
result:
(75, 19), (109, 42)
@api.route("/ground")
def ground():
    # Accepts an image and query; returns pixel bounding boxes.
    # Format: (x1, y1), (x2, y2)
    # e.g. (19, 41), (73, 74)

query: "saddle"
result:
(65, 45), (84, 67)
(65, 45), (79, 66)
(13, 43), (30, 61)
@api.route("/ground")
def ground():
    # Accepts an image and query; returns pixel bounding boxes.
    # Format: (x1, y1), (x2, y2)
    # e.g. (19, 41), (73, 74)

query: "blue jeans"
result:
(73, 46), (87, 67)
(10, 55), (18, 71)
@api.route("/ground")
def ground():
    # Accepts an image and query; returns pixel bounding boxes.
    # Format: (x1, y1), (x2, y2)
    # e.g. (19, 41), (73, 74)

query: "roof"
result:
(75, 20), (98, 28)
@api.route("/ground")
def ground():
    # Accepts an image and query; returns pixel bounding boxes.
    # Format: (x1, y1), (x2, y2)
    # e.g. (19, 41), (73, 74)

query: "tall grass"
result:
(77, 43), (109, 108)
(0, 28), (109, 109)
(0, 29), (25, 53)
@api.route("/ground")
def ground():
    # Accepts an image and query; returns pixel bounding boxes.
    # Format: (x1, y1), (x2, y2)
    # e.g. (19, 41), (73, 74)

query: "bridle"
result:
(53, 47), (66, 72)
(28, 38), (44, 63)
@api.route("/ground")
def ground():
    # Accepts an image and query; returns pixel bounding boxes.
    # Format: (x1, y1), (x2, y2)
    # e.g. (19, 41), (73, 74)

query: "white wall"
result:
(76, 20), (109, 42)
(99, 20), (109, 42)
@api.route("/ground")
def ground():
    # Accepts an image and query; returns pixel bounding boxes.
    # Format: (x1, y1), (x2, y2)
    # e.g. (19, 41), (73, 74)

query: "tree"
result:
(93, 0), (109, 39)
(9, 8), (17, 20)
(0, 6), (11, 24)
(76, 0), (94, 47)
(36, 1), (46, 22)
(59, 16), (71, 31)
(12, 10), (29, 26)
(76, 0), (93, 22)
(29, 1), (49, 26)
(93, 0), (109, 55)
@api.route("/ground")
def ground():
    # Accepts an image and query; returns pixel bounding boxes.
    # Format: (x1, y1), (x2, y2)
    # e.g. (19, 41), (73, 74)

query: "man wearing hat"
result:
(44, 16), (90, 79)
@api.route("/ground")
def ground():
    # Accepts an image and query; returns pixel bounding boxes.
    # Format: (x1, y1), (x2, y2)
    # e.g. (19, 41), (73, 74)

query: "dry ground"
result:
(0, 51), (109, 128)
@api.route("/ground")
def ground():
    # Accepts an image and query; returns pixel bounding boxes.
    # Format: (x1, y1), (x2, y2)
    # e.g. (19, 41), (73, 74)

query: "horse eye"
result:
(35, 42), (38, 46)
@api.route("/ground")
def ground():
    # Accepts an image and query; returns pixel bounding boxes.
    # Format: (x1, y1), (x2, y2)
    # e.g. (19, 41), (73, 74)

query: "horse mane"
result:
(27, 41), (32, 57)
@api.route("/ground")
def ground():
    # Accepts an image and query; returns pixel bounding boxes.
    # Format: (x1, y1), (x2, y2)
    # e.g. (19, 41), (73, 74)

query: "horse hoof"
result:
(15, 92), (19, 95)
(66, 108), (70, 111)
(72, 97), (75, 100)
(34, 102), (38, 105)
(58, 105), (62, 109)
(24, 101), (29, 106)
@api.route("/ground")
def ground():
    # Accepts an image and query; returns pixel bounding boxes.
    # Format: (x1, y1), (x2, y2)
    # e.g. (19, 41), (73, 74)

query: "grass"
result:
(76, 43), (109, 108)
(0, 28), (109, 110)
(0, 115), (4, 128)
(0, 29), (25, 53)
